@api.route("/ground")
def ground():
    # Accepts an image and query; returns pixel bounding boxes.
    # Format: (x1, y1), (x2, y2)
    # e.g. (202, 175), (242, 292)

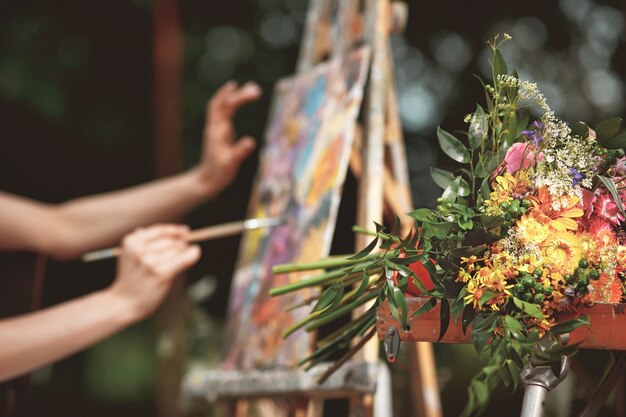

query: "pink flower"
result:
(580, 189), (596, 218)
(502, 142), (542, 174)
(594, 193), (625, 225)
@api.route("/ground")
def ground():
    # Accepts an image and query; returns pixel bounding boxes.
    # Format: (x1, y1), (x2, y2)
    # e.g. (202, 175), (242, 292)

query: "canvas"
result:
(223, 47), (371, 369)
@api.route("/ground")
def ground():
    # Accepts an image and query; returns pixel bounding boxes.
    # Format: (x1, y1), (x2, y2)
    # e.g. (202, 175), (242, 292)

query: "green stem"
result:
(304, 290), (379, 332)
(351, 226), (401, 243)
(272, 252), (381, 274)
(316, 305), (377, 347)
(270, 264), (380, 297)
(281, 270), (382, 338)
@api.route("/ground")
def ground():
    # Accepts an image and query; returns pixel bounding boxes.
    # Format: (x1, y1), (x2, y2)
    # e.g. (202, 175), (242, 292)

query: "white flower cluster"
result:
(497, 228), (543, 265)
(496, 75), (551, 114)
(535, 130), (596, 206)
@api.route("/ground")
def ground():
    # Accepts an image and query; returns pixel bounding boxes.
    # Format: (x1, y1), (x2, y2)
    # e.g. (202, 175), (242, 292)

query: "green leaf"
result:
(478, 290), (499, 308)
(471, 380), (489, 404)
(475, 152), (499, 178)
(550, 353), (563, 378)
(411, 297), (438, 318)
(601, 130), (626, 149)
(479, 214), (503, 229)
(441, 177), (461, 203)
(438, 298), (450, 342)
(504, 316), (524, 340)
(503, 111), (518, 146)
(493, 49), (508, 82)
(421, 220), (454, 240)
(505, 359), (520, 391)
(468, 105), (488, 150)
(595, 118), (622, 142)
(512, 297), (544, 320)
(462, 304), (475, 335)
(451, 245), (487, 259)
(437, 126), (470, 163)
(312, 283), (344, 313)
(420, 258), (437, 284)
(480, 177), (491, 202)
(571, 121), (590, 138)
(515, 107), (530, 139)
(408, 208), (437, 223)
(550, 314), (590, 335)
(458, 218), (474, 230)
(430, 167), (471, 196)
(450, 296), (466, 322)
(348, 237), (379, 260)
(348, 272), (371, 302)
(471, 327), (490, 353)
(597, 175), (626, 218)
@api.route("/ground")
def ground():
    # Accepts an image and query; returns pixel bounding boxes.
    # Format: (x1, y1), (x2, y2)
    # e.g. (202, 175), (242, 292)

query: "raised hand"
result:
(197, 80), (262, 197)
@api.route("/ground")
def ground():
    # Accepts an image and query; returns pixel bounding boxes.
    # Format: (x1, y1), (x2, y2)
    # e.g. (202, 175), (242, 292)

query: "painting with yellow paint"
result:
(222, 47), (370, 369)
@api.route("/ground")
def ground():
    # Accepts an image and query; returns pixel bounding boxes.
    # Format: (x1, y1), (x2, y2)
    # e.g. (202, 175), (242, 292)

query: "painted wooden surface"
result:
(377, 297), (626, 350)
(182, 361), (378, 401)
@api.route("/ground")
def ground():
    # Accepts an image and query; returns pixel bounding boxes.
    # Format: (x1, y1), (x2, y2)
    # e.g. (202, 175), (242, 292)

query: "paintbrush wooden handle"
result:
(186, 220), (247, 243)
(81, 218), (283, 263)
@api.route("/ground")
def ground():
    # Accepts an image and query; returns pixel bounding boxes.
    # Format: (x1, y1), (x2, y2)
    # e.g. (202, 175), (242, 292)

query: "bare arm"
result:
(0, 81), (261, 260)
(0, 224), (200, 382)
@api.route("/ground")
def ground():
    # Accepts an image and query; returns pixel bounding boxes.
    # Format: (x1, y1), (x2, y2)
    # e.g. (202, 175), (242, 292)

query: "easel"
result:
(182, 1), (443, 416)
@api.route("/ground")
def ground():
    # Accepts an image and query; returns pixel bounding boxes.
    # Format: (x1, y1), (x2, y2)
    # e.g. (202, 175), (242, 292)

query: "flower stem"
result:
(304, 291), (379, 331)
(272, 252), (381, 274)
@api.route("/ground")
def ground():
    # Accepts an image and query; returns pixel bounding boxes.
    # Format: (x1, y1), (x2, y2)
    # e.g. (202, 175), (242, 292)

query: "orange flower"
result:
(529, 187), (583, 231)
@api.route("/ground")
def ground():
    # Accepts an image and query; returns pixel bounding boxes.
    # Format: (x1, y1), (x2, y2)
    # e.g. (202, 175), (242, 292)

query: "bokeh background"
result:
(1, 0), (626, 416)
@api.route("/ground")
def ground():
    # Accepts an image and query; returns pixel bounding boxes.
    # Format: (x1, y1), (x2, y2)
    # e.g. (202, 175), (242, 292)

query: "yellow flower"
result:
(457, 268), (472, 283)
(460, 255), (480, 272)
(516, 215), (550, 245)
(464, 279), (484, 309)
(484, 172), (531, 216)
(541, 231), (584, 275)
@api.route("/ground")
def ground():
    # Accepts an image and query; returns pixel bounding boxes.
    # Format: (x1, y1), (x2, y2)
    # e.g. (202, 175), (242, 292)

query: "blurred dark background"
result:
(0, 0), (625, 416)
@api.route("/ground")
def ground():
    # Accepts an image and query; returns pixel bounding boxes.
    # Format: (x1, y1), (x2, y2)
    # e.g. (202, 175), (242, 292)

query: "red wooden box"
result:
(376, 297), (626, 349)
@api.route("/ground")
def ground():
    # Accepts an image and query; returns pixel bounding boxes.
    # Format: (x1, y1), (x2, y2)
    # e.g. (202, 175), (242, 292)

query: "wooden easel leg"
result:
(306, 399), (324, 417)
(257, 399), (289, 417)
(349, 395), (374, 417)
(580, 352), (626, 417)
(374, 361), (393, 417)
(616, 377), (626, 417)
(234, 399), (250, 417)
(408, 342), (443, 417)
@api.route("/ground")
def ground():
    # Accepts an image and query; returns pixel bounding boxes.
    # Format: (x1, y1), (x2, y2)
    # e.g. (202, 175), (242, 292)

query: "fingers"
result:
(153, 245), (201, 277)
(121, 225), (200, 278)
(123, 224), (188, 249)
(208, 81), (262, 123)
(231, 136), (256, 163)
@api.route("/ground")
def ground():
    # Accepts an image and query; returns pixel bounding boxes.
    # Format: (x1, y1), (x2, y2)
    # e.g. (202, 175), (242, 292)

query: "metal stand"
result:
(520, 338), (570, 417)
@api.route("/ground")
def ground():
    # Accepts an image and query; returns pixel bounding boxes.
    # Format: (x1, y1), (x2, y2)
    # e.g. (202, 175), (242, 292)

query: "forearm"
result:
(50, 168), (213, 258)
(0, 288), (140, 382)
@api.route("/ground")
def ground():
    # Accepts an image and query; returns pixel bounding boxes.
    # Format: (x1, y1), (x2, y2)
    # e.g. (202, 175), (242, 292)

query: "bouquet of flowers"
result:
(270, 35), (626, 415)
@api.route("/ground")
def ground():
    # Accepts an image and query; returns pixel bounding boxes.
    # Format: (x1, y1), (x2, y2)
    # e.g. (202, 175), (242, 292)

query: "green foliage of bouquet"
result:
(270, 35), (626, 415)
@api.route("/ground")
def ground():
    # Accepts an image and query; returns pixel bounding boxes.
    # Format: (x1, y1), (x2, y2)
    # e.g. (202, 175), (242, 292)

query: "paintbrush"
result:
(81, 216), (285, 262)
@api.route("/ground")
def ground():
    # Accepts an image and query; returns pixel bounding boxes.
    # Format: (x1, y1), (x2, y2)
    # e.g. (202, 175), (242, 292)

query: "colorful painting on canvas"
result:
(223, 47), (370, 369)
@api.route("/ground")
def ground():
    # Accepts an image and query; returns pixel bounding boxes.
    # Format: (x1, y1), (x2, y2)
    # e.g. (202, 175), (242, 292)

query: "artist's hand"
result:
(197, 80), (262, 197)
(110, 224), (200, 319)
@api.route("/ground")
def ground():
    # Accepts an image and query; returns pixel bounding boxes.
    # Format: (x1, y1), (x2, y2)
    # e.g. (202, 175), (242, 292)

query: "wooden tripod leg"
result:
(580, 352), (626, 417)
(234, 399), (250, 417)
(305, 399), (324, 417)
(408, 343), (443, 417)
